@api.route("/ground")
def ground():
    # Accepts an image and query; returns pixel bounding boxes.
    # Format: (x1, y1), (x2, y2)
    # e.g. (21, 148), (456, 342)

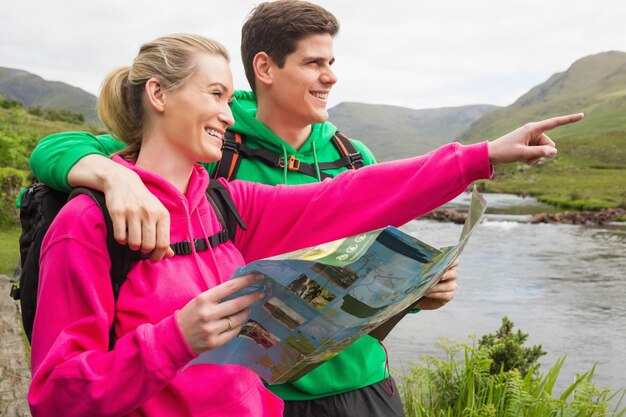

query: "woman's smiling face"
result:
(161, 53), (235, 164)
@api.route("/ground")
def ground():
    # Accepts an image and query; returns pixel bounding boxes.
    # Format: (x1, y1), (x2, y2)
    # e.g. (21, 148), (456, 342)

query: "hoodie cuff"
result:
(143, 313), (198, 378)
(459, 141), (493, 184)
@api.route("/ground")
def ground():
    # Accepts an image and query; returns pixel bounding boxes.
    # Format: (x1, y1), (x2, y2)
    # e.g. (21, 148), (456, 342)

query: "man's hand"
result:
(69, 154), (174, 261)
(415, 258), (460, 310)
(103, 167), (174, 261)
(488, 113), (584, 165)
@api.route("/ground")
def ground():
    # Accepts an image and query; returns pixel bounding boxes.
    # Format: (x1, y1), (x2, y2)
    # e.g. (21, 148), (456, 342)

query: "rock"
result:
(421, 209), (467, 224)
(0, 275), (31, 416)
(529, 208), (625, 225)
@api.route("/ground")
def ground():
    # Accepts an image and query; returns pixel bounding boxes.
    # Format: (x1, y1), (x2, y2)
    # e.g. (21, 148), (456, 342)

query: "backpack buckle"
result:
(279, 156), (301, 171)
(10, 284), (20, 300)
(221, 140), (240, 153)
(170, 240), (192, 255)
(348, 152), (363, 167)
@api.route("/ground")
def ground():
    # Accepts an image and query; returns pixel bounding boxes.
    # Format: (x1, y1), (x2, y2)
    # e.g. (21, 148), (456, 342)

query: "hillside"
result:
(460, 51), (626, 209)
(329, 102), (497, 161)
(0, 102), (98, 226)
(0, 67), (99, 124)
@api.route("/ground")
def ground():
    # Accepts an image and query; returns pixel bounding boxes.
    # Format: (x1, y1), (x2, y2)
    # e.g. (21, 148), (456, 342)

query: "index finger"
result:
(534, 113), (584, 132)
(207, 273), (264, 302)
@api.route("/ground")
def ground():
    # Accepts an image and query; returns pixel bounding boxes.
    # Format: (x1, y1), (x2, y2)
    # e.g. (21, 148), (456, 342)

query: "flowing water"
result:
(386, 193), (626, 395)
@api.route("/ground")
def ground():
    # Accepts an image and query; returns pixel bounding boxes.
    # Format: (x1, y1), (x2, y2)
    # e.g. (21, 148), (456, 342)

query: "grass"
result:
(459, 92), (626, 211)
(475, 132), (626, 210)
(398, 337), (626, 417)
(0, 225), (20, 276)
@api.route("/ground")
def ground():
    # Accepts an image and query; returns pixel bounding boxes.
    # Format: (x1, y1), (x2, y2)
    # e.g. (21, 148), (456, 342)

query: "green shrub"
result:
(399, 319), (626, 417)
(478, 316), (546, 378)
(0, 95), (23, 110)
(0, 167), (27, 227)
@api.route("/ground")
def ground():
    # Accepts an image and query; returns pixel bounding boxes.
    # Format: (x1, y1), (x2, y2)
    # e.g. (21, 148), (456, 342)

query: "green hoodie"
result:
(29, 90), (398, 401)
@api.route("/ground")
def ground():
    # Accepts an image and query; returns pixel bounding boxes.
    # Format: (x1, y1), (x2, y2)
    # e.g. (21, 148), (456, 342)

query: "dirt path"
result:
(0, 275), (31, 417)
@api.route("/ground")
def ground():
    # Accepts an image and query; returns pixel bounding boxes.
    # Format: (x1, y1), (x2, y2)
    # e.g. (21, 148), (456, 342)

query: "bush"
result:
(0, 167), (27, 227)
(0, 95), (23, 110)
(478, 316), (546, 378)
(399, 319), (626, 417)
(27, 106), (85, 124)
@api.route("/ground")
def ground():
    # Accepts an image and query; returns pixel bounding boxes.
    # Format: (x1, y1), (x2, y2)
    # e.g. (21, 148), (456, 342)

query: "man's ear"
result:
(145, 78), (166, 112)
(253, 52), (274, 88)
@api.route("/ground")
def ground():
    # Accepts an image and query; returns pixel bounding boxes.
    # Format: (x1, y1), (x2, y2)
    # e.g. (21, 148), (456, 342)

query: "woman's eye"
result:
(212, 91), (223, 98)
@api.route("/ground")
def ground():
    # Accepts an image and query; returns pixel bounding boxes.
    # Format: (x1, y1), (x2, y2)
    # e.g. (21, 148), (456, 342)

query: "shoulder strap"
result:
(68, 187), (147, 350)
(213, 131), (244, 181)
(206, 181), (247, 245)
(211, 130), (364, 182)
(68, 187), (145, 301)
(330, 130), (365, 170)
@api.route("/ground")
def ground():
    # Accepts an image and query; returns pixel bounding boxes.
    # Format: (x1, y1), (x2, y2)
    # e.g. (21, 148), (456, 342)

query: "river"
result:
(385, 192), (626, 395)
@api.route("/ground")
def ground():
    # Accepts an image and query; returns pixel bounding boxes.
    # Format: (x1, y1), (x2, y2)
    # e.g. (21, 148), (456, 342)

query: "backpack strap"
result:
(329, 131), (365, 170)
(69, 187), (147, 350)
(206, 181), (247, 243)
(213, 131), (244, 181)
(212, 130), (364, 181)
(68, 188), (147, 300)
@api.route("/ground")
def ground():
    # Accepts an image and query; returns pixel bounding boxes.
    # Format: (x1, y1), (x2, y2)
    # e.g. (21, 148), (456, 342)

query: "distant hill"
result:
(460, 51), (626, 141)
(0, 67), (98, 124)
(460, 51), (626, 209)
(328, 102), (497, 161)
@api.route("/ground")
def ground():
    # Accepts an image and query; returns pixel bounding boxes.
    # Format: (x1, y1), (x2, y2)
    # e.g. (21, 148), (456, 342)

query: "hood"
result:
(229, 90), (338, 155)
(112, 155), (209, 217)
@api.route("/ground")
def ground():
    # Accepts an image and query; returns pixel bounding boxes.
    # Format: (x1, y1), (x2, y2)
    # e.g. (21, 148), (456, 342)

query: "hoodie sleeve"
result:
(29, 198), (196, 417)
(230, 142), (492, 262)
(30, 132), (125, 192)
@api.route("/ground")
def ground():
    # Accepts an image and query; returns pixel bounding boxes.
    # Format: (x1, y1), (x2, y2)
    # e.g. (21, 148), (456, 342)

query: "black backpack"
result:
(213, 130), (365, 181)
(10, 181), (246, 345)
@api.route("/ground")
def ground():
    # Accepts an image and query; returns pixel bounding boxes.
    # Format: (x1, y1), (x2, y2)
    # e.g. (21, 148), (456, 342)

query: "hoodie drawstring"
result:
(281, 142), (323, 184)
(281, 145), (288, 184)
(312, 142), (322, 182)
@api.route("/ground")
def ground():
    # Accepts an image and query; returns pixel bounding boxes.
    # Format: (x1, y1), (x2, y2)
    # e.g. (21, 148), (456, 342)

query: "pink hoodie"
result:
(30, 142), (491, 416)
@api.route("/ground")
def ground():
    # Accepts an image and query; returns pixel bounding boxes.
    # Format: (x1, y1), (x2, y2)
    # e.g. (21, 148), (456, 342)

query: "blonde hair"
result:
(97, 34), (230, 160)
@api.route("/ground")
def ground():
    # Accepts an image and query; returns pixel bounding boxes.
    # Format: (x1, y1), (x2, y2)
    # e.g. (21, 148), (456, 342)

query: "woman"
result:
(29, 33), (581, 417)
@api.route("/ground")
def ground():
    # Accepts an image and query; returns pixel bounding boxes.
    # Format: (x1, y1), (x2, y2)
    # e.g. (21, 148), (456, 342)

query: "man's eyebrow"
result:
(302, 56), (336, 65)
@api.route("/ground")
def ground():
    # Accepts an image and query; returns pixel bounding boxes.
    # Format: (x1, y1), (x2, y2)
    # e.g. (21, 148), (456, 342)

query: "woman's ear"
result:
(145, 78), (166, 112)
(253, 52), (274, 88)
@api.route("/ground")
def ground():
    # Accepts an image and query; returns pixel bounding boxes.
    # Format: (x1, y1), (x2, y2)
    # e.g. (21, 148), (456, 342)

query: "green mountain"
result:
(0, 67), (99, 124)
(460, 51), (626, 209)
(328, 102), (498, 161)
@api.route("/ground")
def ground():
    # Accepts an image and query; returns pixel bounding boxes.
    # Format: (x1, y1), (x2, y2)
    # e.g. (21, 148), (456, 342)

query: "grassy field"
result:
(0, 226), (20, 276)
(473, 128), (626, 210)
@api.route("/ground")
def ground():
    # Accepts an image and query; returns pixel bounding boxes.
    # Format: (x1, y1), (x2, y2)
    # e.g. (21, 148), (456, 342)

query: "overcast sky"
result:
(2, 0), (626, 110)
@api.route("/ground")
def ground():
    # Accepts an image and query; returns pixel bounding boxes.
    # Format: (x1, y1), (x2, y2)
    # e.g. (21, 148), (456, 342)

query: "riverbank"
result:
(423, 207), (626, 225)
(0, 275), (30, 416)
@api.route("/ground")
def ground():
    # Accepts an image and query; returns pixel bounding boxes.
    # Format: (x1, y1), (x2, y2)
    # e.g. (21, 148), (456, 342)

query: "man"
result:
(30, 1), (459, 415)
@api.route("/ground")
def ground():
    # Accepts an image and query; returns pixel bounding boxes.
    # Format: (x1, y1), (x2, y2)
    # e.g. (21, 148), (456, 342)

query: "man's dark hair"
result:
(241, 0), (339, 93)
